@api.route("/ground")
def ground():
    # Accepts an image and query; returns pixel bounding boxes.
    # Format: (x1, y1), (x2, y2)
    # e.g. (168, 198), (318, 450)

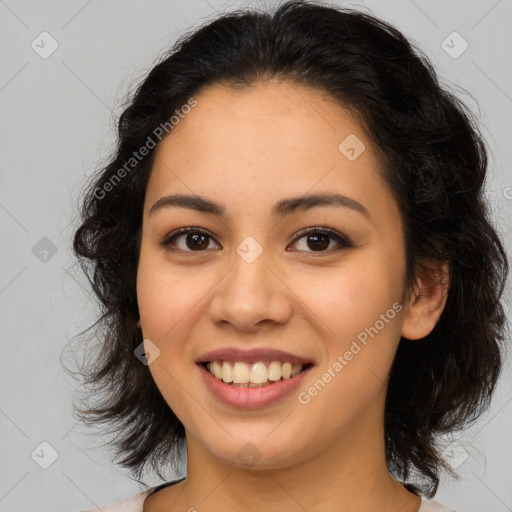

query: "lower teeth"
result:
(227, 381), (276, 388)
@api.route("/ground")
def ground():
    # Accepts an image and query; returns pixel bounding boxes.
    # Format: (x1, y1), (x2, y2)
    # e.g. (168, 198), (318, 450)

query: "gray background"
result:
(0, 0), (511, 511)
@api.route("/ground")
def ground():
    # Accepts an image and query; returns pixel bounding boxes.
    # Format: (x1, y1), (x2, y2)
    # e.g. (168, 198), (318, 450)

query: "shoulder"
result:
(76, 487), (156, 512)
(75, 478), (185, 512)
(420, 497), (460, 512)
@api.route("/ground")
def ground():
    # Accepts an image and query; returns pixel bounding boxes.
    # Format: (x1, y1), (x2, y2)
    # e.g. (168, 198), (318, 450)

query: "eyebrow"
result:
(149, 192), (370, 219)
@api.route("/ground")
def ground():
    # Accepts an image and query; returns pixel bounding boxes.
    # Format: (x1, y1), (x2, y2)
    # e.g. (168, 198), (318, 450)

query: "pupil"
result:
(187, 233), (208, 250)
(308, 233), (329, 251)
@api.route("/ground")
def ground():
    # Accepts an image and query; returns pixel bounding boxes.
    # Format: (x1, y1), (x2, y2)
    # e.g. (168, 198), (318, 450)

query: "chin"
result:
(197, 431), (310, 471)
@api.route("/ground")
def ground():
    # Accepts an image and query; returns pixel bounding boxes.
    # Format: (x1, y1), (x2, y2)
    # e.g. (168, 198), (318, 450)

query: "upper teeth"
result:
(207, 360), (305, 384)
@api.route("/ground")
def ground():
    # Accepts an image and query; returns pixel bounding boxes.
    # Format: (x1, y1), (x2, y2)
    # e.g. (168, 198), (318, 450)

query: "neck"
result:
(170, 397), (421, 512)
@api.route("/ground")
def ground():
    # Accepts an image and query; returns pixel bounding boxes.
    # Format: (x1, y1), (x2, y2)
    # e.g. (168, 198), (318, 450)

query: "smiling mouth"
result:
(201, 360), (314, 388)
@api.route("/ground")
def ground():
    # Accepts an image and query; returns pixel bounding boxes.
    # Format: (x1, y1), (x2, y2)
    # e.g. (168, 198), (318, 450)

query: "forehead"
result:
(144, 80), (398, 225)
(155, 79), (366, 157)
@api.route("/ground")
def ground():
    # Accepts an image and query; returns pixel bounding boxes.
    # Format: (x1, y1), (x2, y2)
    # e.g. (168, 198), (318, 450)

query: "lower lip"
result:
(197, 363), (313, 409)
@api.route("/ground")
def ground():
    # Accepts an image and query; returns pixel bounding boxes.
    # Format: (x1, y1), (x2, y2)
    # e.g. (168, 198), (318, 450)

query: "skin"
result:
(136, 79), (449, 512)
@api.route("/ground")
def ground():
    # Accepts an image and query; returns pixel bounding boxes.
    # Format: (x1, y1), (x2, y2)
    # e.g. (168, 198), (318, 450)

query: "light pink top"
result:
(78, 486), (458, 512)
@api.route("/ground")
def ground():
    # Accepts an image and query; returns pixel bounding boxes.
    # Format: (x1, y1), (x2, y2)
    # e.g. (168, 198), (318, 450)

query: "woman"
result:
(70, 1), (509, 511)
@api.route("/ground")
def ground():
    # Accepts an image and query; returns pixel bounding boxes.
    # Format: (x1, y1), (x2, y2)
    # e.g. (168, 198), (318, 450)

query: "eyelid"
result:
(160, 226), (218, 252)
(160, 225), (353, 254)
(290, 225), (353, 251)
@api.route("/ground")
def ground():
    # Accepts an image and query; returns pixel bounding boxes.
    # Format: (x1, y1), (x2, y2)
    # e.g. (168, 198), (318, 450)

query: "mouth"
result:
(199, 360), (314, 388)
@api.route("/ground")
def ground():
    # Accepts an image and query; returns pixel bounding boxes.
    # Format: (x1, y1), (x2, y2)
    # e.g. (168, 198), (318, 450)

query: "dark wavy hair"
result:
(65, 0), (510, 498)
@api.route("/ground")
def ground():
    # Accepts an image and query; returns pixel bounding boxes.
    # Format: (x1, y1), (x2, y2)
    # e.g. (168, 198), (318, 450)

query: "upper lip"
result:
(195, 348), (314, 365)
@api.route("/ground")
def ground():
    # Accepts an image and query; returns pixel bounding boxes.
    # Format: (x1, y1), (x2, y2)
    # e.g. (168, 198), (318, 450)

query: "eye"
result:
(160, 227), (220, 253)
(288, 227), (353, 254)
(160, 226), (352, 254)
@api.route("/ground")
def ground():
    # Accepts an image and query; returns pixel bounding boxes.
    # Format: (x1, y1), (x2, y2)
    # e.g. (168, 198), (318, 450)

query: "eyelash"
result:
(159, 226), (353, 255)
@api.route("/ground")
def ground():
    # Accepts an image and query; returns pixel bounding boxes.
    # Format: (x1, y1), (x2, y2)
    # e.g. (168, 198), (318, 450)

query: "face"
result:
(136, 80), (408, 471)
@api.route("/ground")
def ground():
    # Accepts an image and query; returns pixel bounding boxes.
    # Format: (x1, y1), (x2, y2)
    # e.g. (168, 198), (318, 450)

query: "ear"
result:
(401, 260), (450, 341)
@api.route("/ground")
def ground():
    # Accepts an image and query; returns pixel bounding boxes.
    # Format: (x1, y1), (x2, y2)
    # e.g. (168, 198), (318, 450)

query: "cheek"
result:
(136, 253), (207, 421)
(288, 255), (398, 339)
(136, 247), (210, 337)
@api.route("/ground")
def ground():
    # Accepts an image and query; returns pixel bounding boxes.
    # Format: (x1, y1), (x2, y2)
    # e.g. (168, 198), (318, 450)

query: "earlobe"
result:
(401, 261), (450, 341)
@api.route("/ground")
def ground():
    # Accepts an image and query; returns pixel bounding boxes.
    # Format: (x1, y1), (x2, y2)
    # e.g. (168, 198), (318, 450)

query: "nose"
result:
(207, 246), (293, 333)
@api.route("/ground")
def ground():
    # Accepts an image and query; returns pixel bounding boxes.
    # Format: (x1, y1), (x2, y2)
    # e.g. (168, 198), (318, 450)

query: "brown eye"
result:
(160, 228), (220, 253)
(288, 227), (352, 254)
(305, 232), (330, 251)
(183, 232), (210, 250)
